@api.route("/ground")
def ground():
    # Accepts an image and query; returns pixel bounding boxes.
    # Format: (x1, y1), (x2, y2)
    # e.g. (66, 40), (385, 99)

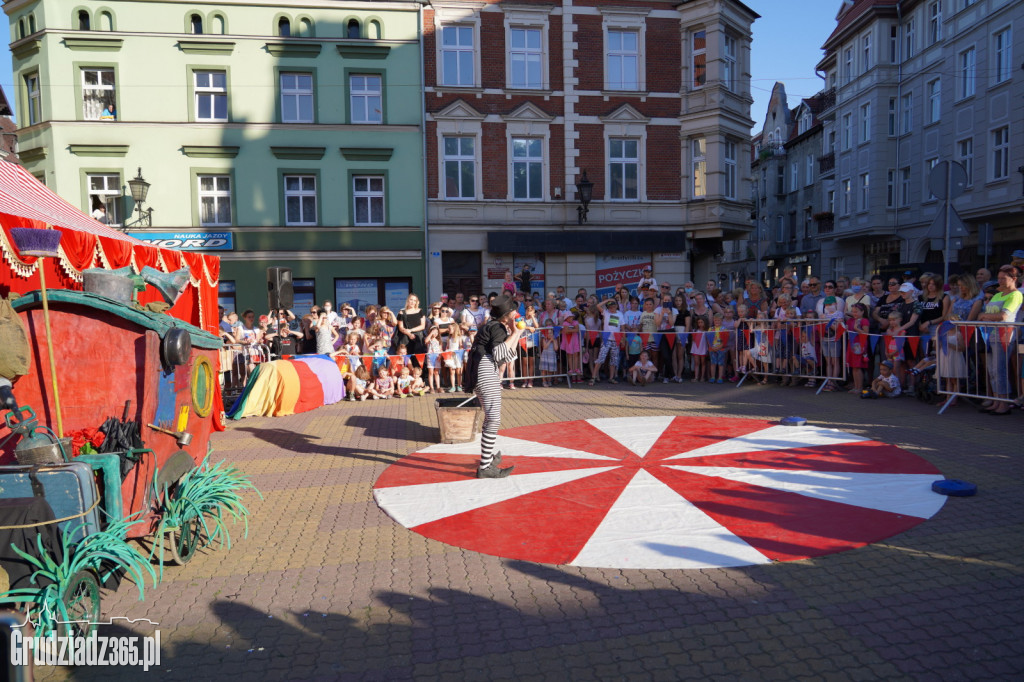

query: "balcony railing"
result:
(816, 217), (834, 234)
(818, 152), (835, 174)
(819, 87), (836, 111)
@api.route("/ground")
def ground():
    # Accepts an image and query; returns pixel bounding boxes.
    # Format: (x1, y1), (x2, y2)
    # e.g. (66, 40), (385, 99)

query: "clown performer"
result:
(462, 293), (525, 478)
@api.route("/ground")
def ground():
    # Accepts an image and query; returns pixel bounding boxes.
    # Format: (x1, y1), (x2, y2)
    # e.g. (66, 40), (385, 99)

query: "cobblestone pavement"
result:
(38, 381), (1023, 681)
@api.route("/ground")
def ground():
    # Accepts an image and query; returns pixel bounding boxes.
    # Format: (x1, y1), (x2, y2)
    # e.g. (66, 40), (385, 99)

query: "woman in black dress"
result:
(395, 294), (427, 356)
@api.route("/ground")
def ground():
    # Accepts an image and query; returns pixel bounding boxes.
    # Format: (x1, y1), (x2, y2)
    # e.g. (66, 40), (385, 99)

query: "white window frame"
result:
(826, 189), (836, 215)
(890, 24), (899, 63)
(608, 136), (640, 201)
(925, 157), (939, 199)
(81, 67), (115, 121)
(25, 73), (41, 125)
(194, 70), (227, 122)
(606, 28), (642, 91)
(957, 137), (973, 186)
(790, 160), (798, 192)
(926, 78), (941, 124)
(805, 154), (814, 186)
(691, 28), (706, 89)
(283, 174), (317, 226)
(510, 137), (543, 200)
(692, 137), (706, 198)
(860, 32), (872, 73)
(198, 174), (231, 227)
(507, 25), (545, 90)
(887, 97), (897, 136)
(958, 46), (976, 99)
(350, 74), (382, 124)
(87, 173), (122, 226)
(860, 102), (871, 142)
(858, 172), (869, 212)
(280, 72), (314, 124)
(436, 14), (480, 89)
(899, 166), (911, 206)
(353, 175), (385, 226)
(842, 112), (853, 150)
(991, 126), (1009, 181)
(993, 27), (1012, 85)
(723, 34), (736, 92)
(886, 169), (896, 208)
(841, 178), (852, 215)
(843, 47), (854, 84)
(442, 135), (477, 200)
(724, 140), (737, 200)
(928, 1), (942, 45)
(904, 15), (915, 59)
(776, 215), (785, 243)
(900, 92), (913, 135)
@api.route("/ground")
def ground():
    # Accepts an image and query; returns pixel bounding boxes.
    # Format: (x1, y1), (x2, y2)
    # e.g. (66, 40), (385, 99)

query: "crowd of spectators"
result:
(216, 254), (1024, 413)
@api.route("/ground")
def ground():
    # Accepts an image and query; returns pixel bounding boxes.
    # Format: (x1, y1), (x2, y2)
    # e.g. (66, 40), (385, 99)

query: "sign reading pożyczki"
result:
(595, 254), (652, 299)
(128, 232), (233, 250)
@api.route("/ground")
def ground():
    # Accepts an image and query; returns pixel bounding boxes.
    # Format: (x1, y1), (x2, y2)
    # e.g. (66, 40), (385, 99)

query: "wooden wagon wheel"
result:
(58, 570), (100, 639)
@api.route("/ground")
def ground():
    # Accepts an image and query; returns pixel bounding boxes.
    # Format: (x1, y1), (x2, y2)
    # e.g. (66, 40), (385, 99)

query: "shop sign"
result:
(595, 254), (651, 299)
(128, 232), (233, 250)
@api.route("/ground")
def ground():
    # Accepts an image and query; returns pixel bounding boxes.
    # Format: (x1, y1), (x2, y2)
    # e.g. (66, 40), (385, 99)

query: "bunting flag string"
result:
(907, 336), (919, 356)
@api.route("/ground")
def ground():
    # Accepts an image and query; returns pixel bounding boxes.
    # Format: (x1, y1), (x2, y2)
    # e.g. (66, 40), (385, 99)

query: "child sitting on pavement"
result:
(865, 360), (901, 398)
(409, 366), (427, 396)
(628, 350), (657, 386)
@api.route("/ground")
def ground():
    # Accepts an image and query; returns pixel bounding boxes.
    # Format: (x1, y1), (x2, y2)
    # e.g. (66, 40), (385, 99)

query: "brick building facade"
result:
(424, 0), (757, 301)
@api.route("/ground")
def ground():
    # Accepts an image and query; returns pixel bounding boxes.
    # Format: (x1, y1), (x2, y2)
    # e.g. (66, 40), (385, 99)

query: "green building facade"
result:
(6, 0), (426, 316)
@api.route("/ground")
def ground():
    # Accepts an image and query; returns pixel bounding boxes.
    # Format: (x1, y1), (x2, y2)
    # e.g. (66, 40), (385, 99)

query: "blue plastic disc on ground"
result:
(931, 479), (977, 497)
(780, 416), (807, 426)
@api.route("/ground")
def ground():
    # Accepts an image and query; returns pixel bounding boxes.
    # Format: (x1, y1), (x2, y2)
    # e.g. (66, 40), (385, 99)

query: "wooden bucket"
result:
(435, 397), (483, 444)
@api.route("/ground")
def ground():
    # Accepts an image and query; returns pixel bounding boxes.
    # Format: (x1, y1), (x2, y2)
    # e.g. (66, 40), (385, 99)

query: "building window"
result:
(776, 215), (785, 243)
(190, 13), (202, 35)
(443, 136), (475, 199)
(842, 113), (853, 150)
(925, 157), (938, 199)
(350, 74), (382, 124)
(904, 16), (915, 58)
(87, 173), (122, 226)
(608, 138), (638, 200)
(511, 137), (542, 200)
(899, 167), (911, 206)
(992, 126), (1009, 180)
(278, 17), (290, 37)
(81, 68), (115, 120)
(691, 29), (706, 88)
(280, 72), (313, 123)
(198, 175), (231, 226)
(608, 29), (640, 90)
(860, 102), (871, 142)
(691, 138), (706, 198)
(347, 19), (361, 39)
(24, 73), (41, 125)
(195, 71), (227, 122)
(509, 27), (542, 89)
(886, 169), (896, 208)
(775, 164), (785, 195)
(900, 92), (913, 134)
(790, 161), (798, 192)
(723, 34), (736, 91)
(887, 98), (897, 136)
(724, 141), (737, 200)
(994, 28), (1012, 84)
(78, 10), (90, 31)
(861, 32), (871, 72)
(284, 174), (317, 226)
(843, 47), (854, 84)
(827, 129), (836, 154)
(957, 137), (973, 186)
(218, 281), (236, 314)
(958, 47), (976, 99)
(806, 154), (814, 186)
(859, 173), (869, 211)
(841, 178), (852, 215)
(890, 24), (899, 62)
(927, 79), (941, 124)
(826, 189), (835, 215)
(441, 25), (474, 87)
(353, 176), (385, 226)
(928, 1), (942, 44)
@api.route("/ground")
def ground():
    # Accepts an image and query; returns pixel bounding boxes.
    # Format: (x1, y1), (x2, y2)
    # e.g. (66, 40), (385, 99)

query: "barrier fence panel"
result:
(220, 342), (271, 403)
(937, 321), (1023, 414)
(733, 319), (849, 394)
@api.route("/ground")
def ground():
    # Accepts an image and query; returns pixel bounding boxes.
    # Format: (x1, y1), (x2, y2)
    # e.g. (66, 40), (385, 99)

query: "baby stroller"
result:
(913, 364), (940, 404)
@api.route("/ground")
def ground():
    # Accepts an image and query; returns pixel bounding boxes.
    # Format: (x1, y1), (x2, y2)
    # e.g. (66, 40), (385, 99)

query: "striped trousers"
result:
(473, 354), (503, 469)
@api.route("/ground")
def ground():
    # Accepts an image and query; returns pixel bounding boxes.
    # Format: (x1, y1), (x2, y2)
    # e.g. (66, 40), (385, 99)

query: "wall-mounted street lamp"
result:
(124, 167), (153, 229)
(575, 170), (594, 225)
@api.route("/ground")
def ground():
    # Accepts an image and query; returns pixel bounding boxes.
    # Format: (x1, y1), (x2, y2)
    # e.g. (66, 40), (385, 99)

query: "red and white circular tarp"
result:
(373, 416), (946, 569)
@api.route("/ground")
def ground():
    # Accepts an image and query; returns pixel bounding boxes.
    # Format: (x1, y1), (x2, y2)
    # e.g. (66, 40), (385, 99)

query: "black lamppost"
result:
(125, 167), (153, 228)
(576, 170), (594, 225)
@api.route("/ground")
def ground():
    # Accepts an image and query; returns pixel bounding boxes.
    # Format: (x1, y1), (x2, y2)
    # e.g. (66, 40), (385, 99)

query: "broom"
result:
(10, 227), (64, 437)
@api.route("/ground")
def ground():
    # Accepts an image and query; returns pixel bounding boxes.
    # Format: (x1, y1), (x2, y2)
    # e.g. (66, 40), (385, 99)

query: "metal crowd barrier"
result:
(733, 318), (849, 394)
(937, 321), (1023, 414)
(220, 342), (271, 399)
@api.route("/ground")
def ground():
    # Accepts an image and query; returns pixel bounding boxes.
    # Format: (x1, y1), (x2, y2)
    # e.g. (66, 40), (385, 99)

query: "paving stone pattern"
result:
(39, 383), (1023, 681)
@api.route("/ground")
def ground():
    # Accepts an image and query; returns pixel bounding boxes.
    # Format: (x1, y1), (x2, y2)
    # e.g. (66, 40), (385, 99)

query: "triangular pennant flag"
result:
(836, 322), (846, 336)
(766, 329), (775, 345)
(415, 353), (426, 366)
(858, 333), (867, 352)
(869, 335), (879, 353)
(403, 354), (411, 363)
(389, 355), (404, 372)
(640, 333), (650, 346)
(978, 326), (990, 343)
(744, 328), (751, 343)
(960, 325), (971, 348)
(719, 331), (730, 346)
(427, 352), (439, 364)
(456, 349), (465, 361)
(938, 321), (953, 337)
(677, 332), (688, 345)
(907, 336), (919, 356)
(894, 336), (905, 351)
(588, 330), (599, 343)
(665, 333), (675, 348)
(553, 325), (562, 335)
(754, 330), (763, 345)
(614, 332), (624, 344)
(602, 331), (612, 343)
(519, 338), (527, 350)
(362, 357), (373, 372)
(938, 332), (948, 353)
(626, 333), (637, 346)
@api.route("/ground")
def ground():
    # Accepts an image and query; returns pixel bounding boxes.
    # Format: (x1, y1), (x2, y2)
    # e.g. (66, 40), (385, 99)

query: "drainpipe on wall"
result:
(419, 0), (431, 299)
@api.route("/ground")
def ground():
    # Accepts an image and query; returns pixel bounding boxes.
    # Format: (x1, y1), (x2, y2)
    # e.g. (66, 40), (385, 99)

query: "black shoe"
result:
(492, 451), (502, 467)
(477, 463), (514, 479)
